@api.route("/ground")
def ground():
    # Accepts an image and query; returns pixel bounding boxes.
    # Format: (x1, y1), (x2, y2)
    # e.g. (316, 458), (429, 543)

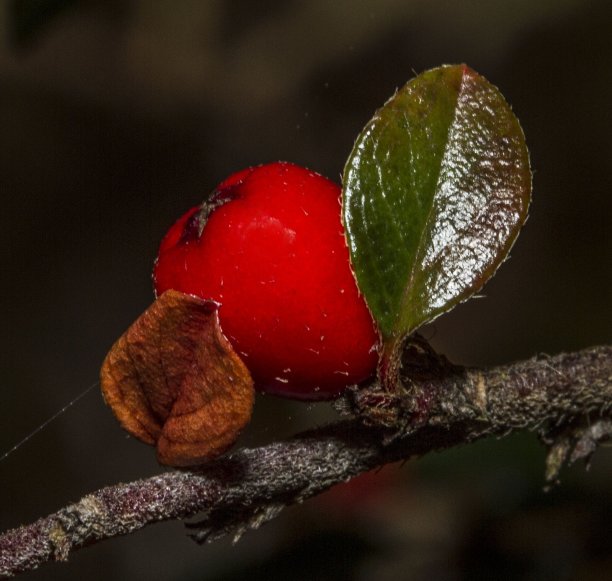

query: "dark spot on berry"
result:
(179, 207), (206, 245)
(179, 183), (242, 246)
(208, 182), (241, 208)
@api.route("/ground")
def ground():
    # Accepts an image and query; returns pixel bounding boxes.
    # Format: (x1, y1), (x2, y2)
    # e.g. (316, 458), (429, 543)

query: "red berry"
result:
(153, 162), (379, 400)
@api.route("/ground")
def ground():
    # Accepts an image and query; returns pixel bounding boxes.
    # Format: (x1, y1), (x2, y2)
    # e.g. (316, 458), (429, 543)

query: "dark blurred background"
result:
(1, 1), (611, 579)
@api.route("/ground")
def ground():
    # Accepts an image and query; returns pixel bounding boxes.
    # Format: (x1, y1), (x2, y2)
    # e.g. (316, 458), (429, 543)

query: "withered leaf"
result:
(100, 289), (254, 467)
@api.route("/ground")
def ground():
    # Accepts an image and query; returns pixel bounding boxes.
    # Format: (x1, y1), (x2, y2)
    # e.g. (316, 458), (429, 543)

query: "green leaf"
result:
(343, 64), (531, 345)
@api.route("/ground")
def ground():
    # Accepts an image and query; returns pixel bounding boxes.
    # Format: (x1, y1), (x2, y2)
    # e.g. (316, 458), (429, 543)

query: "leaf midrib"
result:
(392, 67), (468, 342)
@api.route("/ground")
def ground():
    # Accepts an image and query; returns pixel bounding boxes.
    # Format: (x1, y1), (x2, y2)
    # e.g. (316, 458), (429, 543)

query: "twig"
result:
(0, 345), (610, 578)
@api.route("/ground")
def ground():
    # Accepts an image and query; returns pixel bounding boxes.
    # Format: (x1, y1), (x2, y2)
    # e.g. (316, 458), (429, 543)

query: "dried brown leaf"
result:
(100, 290), (254, 467)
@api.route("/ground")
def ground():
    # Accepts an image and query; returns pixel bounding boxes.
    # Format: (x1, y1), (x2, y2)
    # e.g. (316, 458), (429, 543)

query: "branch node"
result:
(48, 521), (70, 562)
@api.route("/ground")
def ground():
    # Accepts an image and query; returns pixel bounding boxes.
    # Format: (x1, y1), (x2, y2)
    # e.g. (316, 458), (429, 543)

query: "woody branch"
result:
(0, 344), (610, 578)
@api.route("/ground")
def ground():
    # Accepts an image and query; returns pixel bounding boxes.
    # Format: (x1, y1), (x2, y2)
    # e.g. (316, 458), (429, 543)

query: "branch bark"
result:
(1, 344), (610, 578)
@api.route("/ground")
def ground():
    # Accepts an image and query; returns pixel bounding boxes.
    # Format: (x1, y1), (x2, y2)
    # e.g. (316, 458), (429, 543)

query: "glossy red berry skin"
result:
(153, 162), (379, 400)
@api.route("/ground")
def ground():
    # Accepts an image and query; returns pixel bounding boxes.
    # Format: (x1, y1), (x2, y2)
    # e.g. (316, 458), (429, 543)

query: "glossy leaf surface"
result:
(343, 65), (531, 343)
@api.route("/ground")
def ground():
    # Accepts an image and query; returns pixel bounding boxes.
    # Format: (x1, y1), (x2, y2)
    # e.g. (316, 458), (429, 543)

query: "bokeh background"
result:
(1, 1), (611, 579)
